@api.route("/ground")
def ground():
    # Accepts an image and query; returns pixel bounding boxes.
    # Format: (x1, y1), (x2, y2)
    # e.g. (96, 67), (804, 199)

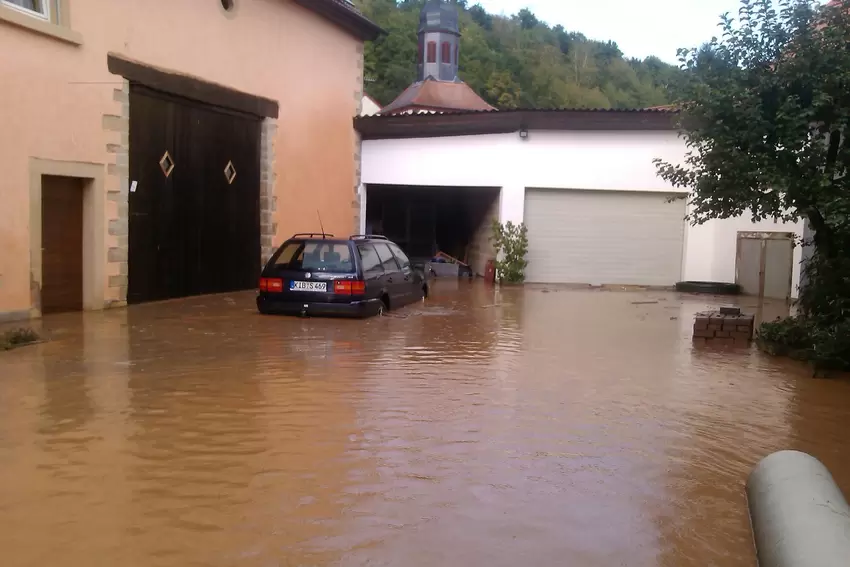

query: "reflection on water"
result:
(1, 283), (849, 567)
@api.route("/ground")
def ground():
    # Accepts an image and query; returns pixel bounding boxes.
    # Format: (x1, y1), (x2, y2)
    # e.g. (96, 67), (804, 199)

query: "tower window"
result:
(441, 42), (451, 64)
(427, 41), (437, 64)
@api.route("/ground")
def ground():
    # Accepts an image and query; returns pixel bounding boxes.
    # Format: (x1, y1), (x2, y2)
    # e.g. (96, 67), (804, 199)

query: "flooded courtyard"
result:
(1, 281), (849, 566)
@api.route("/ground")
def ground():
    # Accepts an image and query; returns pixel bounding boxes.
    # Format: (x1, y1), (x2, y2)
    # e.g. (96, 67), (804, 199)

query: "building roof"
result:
(293, 0), (384, 41)
(419, 0), (460, 35)
(380, 77), (496, 115)
(355, 107), (678, 139)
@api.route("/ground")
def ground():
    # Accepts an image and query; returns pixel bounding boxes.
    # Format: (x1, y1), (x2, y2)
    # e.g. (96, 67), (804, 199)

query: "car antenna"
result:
(317, 210), (326, 239)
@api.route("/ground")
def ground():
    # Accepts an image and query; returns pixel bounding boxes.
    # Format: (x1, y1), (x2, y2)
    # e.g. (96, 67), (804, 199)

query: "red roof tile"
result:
(380, 77), (495, 115)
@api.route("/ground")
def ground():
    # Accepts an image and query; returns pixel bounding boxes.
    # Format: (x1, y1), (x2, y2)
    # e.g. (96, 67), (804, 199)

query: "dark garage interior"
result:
(364, 185), (500, 275)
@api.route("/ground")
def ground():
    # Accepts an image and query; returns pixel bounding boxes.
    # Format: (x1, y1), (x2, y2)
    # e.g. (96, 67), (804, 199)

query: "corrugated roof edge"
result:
(354, 107), (680, 139)
(367, 107), (680, 118)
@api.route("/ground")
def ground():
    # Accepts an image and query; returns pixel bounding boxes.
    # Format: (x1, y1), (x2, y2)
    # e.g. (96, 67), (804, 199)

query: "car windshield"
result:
(272, 241), (355, 273)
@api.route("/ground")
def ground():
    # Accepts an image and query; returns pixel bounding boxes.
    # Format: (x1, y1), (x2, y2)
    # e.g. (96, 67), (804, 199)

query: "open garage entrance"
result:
(364, 185), (500, 275)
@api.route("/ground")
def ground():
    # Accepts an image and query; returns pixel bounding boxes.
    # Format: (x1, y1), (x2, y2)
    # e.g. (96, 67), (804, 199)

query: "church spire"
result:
(379, 0), (494, 114)
(417, 0), (461, 82)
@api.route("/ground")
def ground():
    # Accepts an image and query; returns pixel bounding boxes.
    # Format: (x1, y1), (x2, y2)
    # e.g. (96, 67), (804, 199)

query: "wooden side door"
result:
(41, 176), (84, 314)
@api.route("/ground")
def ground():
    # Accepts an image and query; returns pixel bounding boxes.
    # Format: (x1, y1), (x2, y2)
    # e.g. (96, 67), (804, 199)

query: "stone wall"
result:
(260, 118), (278, 264)
(103, 79), (131, 308)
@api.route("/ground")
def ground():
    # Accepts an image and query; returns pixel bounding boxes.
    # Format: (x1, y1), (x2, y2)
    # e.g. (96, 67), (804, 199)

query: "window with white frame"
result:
(2, 0), (53, 21)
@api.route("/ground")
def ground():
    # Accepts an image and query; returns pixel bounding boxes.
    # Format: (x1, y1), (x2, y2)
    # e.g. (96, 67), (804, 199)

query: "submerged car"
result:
(257, 233), (429, 318)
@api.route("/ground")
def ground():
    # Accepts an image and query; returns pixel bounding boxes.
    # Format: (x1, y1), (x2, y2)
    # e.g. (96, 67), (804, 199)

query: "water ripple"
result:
(0, 284), (848, 567)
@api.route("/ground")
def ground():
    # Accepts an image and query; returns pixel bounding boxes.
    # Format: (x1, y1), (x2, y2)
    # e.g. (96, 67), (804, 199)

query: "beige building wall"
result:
(0, 0), (366, 320)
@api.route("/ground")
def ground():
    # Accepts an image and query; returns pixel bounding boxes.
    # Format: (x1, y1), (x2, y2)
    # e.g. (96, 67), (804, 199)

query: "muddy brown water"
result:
(1, 282), (849, 566)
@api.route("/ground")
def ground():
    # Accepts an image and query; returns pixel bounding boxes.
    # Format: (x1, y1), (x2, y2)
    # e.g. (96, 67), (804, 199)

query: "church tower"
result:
(417, 0), (461, 82)
(379, 0), (495, 114)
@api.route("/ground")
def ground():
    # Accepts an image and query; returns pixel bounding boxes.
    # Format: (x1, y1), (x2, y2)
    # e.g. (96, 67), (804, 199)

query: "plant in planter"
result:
(490, 220), (529, 284)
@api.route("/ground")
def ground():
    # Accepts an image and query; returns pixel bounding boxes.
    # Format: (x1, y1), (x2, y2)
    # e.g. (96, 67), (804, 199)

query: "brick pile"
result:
(693, 307), (754, 346)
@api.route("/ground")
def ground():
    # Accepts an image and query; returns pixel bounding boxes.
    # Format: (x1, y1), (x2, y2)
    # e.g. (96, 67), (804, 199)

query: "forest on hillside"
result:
(356, 0), (683, 110)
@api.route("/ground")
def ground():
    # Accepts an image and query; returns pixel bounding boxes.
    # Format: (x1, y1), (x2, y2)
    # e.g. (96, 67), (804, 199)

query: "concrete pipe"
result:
(747, 450), (850, 567)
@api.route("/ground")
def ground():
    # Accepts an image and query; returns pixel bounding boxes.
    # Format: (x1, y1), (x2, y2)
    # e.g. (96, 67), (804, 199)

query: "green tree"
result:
(360, 0), (420, 104)
(355, 0), (681, 110)
(490, 221), (529, 283)
(655, 0), (850, 371)
(485, 70), (522, 108)
(468, 3), (493, 30)
(514, 8), (539, 30)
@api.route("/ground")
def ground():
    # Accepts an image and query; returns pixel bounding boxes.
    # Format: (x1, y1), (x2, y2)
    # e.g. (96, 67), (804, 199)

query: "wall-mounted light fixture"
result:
(519, 128), (529, 141)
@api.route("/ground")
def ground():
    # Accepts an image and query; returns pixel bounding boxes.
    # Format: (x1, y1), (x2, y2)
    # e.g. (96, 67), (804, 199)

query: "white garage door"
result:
(524, 189), (686, 286)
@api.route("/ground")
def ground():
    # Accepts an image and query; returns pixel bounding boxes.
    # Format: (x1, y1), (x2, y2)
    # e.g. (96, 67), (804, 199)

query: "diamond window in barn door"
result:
(158, 151), (175, 178)
(224, 161), (237, 185)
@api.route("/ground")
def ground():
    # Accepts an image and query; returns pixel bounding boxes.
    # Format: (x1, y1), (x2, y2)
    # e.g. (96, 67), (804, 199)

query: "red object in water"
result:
(484, 259), (496, 284)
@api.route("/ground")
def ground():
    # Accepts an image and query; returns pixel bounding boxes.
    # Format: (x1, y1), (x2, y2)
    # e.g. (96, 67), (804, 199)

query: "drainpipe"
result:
(747, 450), (850, 567)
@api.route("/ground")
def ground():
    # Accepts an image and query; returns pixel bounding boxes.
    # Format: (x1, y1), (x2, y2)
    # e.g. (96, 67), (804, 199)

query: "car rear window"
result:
(272, 241), (354, 273)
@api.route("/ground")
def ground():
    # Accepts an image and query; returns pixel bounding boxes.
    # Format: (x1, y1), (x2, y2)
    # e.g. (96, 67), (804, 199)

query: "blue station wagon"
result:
(257, 234), (429, 318)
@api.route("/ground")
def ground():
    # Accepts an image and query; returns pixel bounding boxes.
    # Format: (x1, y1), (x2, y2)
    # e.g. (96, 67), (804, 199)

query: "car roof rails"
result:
(349, 234), (388, 240)
(291, 232), (335, 239)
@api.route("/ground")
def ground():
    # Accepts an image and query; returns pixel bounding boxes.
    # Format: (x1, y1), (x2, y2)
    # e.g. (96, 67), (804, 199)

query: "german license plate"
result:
(290, 281), (327, 292)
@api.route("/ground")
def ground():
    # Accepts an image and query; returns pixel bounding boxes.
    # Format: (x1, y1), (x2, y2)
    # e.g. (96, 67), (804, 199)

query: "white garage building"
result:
(355, 109), (806, 298)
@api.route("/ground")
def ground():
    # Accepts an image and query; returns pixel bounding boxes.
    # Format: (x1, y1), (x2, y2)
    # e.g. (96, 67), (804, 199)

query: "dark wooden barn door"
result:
(128, 85), (261, 304)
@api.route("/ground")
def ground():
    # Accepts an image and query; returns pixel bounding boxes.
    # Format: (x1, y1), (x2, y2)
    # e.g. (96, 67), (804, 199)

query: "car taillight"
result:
(334, 280), (366, 295)
(260, 277), (283, 292)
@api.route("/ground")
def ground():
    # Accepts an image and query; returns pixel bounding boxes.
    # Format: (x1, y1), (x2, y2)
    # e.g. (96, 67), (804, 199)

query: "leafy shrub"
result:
(808, 319), (850, 372)
(757, 317), (813, 360)
(761, 250), (850, 373)
(758, 312), (850, 374)
(490, 220), (529, 284)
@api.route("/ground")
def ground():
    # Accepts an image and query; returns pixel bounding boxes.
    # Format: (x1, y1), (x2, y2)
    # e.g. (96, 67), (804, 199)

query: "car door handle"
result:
(387, 277), (393, 283)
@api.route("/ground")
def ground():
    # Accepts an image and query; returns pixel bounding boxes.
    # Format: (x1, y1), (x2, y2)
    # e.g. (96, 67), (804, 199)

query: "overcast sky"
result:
(473, 0), (828, 63)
